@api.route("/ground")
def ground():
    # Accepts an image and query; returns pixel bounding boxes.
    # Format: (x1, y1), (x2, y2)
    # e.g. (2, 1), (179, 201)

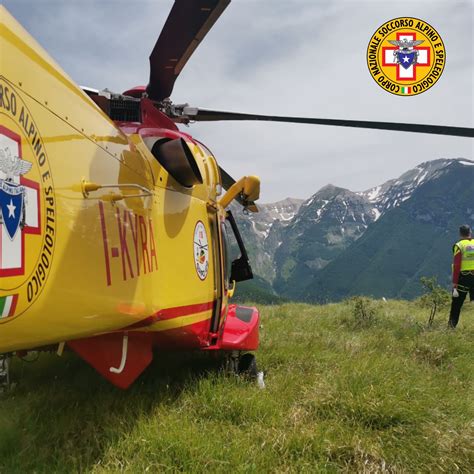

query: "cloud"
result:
(4, 0), (473, 201)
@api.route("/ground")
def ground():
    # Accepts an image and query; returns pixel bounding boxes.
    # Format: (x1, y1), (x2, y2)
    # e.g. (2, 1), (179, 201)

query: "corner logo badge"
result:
(0, 78), (56, 321)
(367, 18), (445, 96)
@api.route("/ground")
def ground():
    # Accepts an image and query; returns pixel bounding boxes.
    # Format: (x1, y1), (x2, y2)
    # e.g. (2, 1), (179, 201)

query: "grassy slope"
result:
(0, 301), (473, 473)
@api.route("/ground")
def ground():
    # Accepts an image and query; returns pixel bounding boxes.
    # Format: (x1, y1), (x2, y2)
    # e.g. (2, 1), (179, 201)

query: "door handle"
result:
(79, 180), (153, 201)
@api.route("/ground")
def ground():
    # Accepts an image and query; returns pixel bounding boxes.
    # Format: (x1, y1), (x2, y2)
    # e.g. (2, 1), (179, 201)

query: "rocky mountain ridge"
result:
(234, 158), (474, 300)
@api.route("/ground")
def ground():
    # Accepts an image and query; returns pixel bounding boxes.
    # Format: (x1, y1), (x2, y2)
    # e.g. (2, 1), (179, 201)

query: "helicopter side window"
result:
(221, 221), (233, 291)
(224, 211), (253, 283)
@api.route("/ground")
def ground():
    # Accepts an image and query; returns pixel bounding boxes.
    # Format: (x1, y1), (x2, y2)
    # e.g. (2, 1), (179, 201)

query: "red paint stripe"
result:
(124, 300), (215, 329)
(8, 294), (18, 317)
(159, 301), (214, 319)
(98, 202), (112, 286)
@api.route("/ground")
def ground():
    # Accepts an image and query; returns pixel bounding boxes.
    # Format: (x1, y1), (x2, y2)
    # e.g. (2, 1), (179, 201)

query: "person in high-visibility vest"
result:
(448, 224), (474, 328)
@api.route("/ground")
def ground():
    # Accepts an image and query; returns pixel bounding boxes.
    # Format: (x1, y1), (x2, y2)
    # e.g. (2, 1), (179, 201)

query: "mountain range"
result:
(233, 158), (474, 302)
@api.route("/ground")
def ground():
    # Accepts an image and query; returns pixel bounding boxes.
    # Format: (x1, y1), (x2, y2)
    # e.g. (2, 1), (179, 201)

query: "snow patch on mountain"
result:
(357, 158), (469, 219)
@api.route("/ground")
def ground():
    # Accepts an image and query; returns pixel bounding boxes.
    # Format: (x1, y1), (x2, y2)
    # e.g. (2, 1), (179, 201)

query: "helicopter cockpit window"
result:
(221, 219), (242, 289)
(146, 137), (203, 188)
(223, 211), (253, 283)
(195, 141), (215, 158)
(221, 222), (232, 290)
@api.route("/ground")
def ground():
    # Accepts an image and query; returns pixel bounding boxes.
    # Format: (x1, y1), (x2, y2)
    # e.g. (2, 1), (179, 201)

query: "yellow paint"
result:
(0, 7), (259, 353)
(219, 175), (260, 209)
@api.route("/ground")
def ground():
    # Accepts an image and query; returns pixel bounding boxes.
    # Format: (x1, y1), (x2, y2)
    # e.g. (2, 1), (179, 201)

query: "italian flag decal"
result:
(0, 294), (18, 318)
(401, 86), (411, 95)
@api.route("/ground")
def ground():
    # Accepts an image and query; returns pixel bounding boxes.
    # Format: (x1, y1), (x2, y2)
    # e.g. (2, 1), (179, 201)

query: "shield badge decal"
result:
(396, 51), (416, 69)
(0, 182), (24, 240)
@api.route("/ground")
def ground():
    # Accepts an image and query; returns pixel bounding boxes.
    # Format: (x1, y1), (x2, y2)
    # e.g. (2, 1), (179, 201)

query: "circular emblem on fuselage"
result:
(193, 221), (209, 280)
(0, 78), (56, 321)
(367, 17), (445, 96)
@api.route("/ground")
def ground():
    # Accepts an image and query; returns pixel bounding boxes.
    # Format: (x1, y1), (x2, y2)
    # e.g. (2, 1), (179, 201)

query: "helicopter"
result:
(0, 0), (472, 390)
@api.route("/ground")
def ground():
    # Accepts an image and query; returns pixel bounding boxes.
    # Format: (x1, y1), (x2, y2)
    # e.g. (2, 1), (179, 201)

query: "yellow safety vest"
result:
(455, 239), (474, 271)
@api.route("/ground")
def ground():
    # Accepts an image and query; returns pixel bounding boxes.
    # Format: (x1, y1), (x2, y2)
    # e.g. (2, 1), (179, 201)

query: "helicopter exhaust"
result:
(147, 137), (203, 188)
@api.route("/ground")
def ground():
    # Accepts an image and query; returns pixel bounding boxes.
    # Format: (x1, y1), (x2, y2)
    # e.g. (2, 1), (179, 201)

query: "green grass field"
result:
(0, 300), (473, 473)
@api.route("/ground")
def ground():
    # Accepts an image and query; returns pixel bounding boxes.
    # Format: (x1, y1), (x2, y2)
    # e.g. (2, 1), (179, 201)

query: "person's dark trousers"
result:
(449, 272), (474, 328)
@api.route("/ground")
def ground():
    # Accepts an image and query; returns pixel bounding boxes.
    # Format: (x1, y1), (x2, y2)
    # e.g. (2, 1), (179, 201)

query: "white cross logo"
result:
(382, 33), (430, 81)
(0, 130), (40, 276)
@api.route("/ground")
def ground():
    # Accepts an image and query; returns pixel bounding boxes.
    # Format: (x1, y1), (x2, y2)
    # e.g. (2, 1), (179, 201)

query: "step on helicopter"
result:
(0, 0), (472, 389)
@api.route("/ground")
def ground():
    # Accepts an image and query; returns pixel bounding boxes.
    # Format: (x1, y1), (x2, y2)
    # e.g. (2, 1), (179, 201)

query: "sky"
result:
(3, 0), (473, 202)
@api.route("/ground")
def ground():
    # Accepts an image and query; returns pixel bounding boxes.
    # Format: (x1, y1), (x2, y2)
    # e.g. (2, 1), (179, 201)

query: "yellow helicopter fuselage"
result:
(0, 6), (259, 388)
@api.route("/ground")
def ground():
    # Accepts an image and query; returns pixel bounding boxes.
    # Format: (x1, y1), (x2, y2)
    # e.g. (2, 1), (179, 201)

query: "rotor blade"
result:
(218, 165), (258, 212)
(190, 110), (474, 138)
(147, 0), (231, 101)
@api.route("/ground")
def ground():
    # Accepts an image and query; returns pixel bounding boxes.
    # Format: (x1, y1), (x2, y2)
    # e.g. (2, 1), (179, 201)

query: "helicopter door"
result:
(209, 211), (253, 337)
(209, 216), (234, 335)
(209, 212), (234, 335)
(220, 217), (233, 305)
(219, 212), (251, 314)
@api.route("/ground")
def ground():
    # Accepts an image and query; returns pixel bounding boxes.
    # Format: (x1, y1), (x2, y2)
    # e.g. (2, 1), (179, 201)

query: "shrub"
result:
(350, 296), (377, 328)
(419, 276), (450, 327)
